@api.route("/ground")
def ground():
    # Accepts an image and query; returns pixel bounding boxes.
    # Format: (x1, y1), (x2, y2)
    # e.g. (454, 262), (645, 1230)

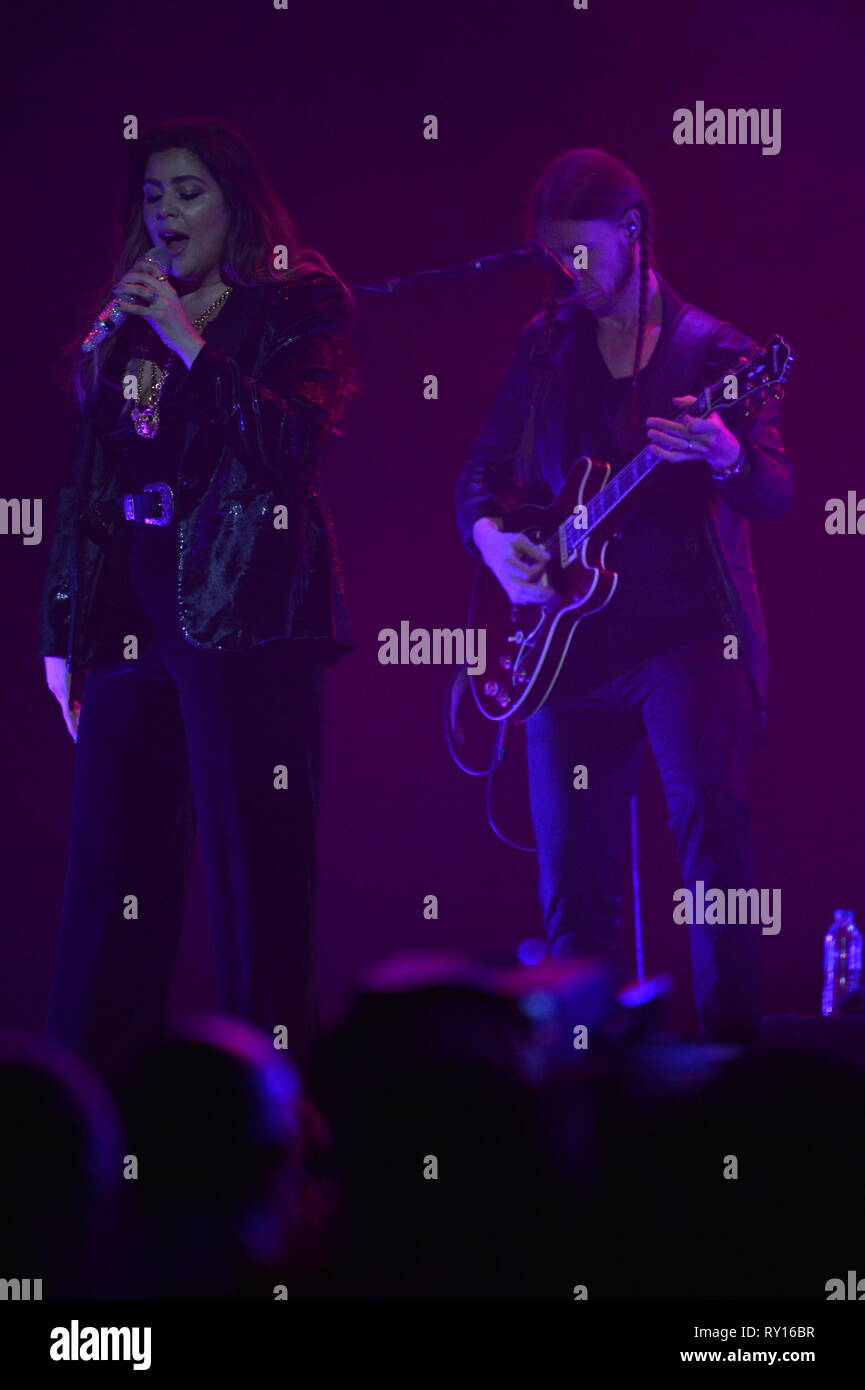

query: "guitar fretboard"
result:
(554, 387), (711, 561)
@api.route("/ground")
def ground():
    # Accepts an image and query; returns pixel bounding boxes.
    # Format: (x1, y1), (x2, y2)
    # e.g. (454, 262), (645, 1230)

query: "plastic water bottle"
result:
(821, 909), (862, 1016)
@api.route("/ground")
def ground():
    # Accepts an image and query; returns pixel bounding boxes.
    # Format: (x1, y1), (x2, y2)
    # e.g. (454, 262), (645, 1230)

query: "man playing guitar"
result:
(455, 149), (792, 1043)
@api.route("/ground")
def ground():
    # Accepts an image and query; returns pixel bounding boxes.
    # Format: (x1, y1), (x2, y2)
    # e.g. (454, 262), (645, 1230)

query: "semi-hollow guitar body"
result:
(469, 456), (621, 721)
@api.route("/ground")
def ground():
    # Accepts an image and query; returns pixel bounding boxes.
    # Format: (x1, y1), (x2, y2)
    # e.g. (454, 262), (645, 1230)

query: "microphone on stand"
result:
(521, 238), (578, 293)
(351, 240), (580, 299)
(81, 245), (173, 354)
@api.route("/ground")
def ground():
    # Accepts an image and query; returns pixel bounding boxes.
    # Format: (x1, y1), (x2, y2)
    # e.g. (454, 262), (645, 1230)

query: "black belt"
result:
(121, 481), (175, 526)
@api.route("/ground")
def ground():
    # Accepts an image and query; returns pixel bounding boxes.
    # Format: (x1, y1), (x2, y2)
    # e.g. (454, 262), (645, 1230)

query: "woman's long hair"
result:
(67, 118), (354, 406)
(514, 148), (656, 481)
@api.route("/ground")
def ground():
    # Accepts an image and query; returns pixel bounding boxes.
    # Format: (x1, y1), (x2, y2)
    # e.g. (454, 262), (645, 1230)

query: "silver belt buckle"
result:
(142, 481), (174, 526)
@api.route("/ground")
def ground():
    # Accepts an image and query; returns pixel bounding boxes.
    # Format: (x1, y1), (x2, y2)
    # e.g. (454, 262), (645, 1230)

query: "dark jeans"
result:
(46, 524), (323, 1075)
(525, 639), (762, 1040)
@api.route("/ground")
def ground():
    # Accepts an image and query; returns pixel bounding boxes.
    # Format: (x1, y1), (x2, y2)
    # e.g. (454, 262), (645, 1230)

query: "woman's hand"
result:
(473, 516), (553, 605)
(111, 255), (206, 368)
(44, 656), (81, 742)
(646, 394), (743, 474)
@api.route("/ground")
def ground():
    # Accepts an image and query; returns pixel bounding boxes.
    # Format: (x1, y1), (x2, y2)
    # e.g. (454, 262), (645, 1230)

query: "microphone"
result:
(81, 245), (173, 354)
(522, 238), (578, 291)
(464, 242), (576, 284)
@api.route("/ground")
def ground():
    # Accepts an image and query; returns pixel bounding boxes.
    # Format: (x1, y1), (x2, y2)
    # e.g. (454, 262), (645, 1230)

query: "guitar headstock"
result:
(700, 335), (794, 419)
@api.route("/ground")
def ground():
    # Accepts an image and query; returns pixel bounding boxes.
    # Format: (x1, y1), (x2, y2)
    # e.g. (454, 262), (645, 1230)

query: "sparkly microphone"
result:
(81, 245), (173, 353)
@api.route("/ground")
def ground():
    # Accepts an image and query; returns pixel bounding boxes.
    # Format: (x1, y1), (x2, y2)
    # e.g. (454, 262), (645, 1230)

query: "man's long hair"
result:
(515, 148), (656, 482)
(66, 118), (354, 406)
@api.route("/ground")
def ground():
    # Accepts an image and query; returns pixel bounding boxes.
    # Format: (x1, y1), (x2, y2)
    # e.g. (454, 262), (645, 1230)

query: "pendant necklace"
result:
(131, 286), (233, 440)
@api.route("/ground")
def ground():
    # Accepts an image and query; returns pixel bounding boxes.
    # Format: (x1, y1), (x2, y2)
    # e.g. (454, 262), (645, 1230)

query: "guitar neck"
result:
(586, 441), (661, 528)
(558, 387), (712, 548)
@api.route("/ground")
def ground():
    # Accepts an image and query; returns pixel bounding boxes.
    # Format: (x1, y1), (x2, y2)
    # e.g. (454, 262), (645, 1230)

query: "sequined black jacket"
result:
(38, 270), (354, 671)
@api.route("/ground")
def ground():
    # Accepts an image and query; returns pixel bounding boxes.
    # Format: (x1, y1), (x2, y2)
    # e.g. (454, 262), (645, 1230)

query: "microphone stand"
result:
(350, 240), (575, 297)
(351, 238), (644, 981)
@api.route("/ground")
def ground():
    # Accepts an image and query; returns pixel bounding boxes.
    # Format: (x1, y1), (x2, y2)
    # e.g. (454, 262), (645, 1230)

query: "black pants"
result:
(525, 639), (762, 1040)
(46, 522), (323, 1074)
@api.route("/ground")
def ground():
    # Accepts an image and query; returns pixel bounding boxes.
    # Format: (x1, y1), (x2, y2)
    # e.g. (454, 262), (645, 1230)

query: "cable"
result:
(443, 668), (536, 852)
(442, 667), (491, 777)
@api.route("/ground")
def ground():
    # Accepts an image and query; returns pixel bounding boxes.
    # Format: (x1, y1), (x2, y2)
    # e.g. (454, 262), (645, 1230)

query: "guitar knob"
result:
(484, 681), (499, 697)
(514, 668), (529, 685)
(496, 692), (512, 709)
(499, 656), (513, 670)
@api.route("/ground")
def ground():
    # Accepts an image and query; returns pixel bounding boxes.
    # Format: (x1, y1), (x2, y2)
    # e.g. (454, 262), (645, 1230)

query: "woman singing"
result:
(39, 119), (354, 1075)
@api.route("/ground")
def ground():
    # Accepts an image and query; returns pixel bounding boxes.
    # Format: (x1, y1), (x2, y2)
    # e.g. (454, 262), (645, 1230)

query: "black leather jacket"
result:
(39, 269), (354, 671)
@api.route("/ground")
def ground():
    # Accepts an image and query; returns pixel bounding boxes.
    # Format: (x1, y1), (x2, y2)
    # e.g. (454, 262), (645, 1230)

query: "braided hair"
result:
(514, 149), (656, 479)
(632, 201), (652, 387)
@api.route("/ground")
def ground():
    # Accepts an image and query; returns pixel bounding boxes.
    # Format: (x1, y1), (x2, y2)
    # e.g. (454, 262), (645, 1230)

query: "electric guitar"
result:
(467, 335), (793, 723)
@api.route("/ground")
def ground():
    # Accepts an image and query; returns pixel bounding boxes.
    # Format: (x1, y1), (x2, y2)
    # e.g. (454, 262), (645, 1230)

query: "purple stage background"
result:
(2, 0), (863, 1038)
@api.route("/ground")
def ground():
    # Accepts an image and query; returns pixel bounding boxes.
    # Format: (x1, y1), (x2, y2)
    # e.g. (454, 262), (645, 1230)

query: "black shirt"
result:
(551, 321), (724, 698)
